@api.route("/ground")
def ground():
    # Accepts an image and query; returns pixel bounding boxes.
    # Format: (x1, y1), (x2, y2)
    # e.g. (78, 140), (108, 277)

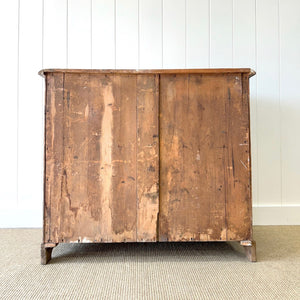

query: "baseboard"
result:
(253, 206), (300, 225)
(0, 206), (299, 228)
(0, 208), (42, 228)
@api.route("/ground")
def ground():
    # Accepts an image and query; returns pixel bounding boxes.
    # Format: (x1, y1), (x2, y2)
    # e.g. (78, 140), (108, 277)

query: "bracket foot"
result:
(240, 240), (256, 262)
(41, 243), (57, 265)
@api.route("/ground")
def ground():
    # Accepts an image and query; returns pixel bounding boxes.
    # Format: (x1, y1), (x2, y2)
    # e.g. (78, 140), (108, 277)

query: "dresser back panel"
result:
(44, 73), (159, 243)
(159, 74), (252, 242)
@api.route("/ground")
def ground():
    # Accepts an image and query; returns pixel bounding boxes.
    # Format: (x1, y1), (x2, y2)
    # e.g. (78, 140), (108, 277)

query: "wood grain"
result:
(136, 75), (159, 242)
(44, 73), (64, 243)
(43, 70), (253, 248)
(225, 74), (252, 240)
(159, 73), (252, 241)
(110, 75), (137, 242)
(39, 68), (255, 77)
(44, 73), (160, 243)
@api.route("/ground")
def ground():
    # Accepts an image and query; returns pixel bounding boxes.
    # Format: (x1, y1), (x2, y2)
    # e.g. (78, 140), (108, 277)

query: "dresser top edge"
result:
(38, 68), (256, 78)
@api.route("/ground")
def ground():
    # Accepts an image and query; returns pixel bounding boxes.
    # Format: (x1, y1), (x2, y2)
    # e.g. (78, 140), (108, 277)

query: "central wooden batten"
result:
(40, 69), (256, 264)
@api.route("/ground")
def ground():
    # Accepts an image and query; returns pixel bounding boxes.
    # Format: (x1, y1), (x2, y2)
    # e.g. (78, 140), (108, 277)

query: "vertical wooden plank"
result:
(159, 74), (228, 241)
(136, 75), (159, 242)
(280, 0), (300, 206)
(50, 73), (116, 243)
(68, 0), (92, 68)
(225, 74), (252, 240)
(233, 0), (258, 207)
(256, 0), (281, 206)
(44, 73), (65, 243)
(186, 0), (209, 68)
(0, 0), (18, 209)
(163, 0), (186, 68)
(59, 73), (91, 242)
(43, 0), (67, 68)
(111, 75), (137, 241)
(210, 0), (233, 67)
(139, 0), (162, 68)
(89, 74), (112, 242)
(92, 0), (115, 68)
(47, 72), (161, 243)
(18, 0), (43, 213)
(115, 0), (138, 69)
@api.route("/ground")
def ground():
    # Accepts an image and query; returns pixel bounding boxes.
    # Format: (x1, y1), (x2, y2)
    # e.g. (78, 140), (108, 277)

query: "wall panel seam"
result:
(138, 0), (140, 69)
(278, 0), (282, 207)
(66, 0), (69, 67)
(162, 0), (164, 68)
(90, 0), (93, 68)
(254, 0), (259, 206)
(114, 0), (116, 68)
(208, 0), (211, 67)
(17, 0), (21, 207)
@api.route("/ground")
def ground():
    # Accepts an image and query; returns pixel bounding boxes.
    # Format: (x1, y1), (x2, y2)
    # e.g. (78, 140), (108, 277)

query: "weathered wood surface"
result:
(136, 75), (159, 242)
(41, 244), (55, 265)
(241, 240), (257, 262)
(43, 69), (253, 248)
(159, 74), (252, 241)
(39, 68), (256, 77)
(44, 73), (159, 243)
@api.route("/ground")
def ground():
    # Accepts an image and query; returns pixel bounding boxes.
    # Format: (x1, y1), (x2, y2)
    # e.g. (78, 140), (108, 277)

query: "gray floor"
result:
(0, 226), (299, 299)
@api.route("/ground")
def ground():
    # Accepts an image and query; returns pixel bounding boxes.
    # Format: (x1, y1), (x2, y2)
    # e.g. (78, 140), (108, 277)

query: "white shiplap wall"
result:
(0, 0), (299, 227)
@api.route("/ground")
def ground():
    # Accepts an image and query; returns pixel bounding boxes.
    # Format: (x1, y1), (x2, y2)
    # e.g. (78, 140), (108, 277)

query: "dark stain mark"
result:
(182, 144), (188, 149)
(147, 165), (155, 172)
(66, 91), (70, 109)
(128, 176), (135, 181)
(62, 169), (79, 218)
(145, 192), (158, 201)
(228, 88), (231, 101)
(153, 134), (159, 138)
(73, 155), (78, 159)
(181, 188), (190, 194)
(108, 103), (112, 106)
(171, 198), (181, 204)
(172, 168), (180, 174)
(197, 102), (205, 111)
(121, 180), (125, 183)
(232, 149), (235, 178)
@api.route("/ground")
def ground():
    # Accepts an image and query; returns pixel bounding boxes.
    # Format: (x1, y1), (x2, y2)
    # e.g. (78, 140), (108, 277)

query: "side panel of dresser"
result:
(159, 73), (252, 242)
(43, 73), (159, 244)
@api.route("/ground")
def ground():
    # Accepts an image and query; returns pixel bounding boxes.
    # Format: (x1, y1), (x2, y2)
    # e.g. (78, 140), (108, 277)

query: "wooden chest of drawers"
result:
(39, 68), (256, 264)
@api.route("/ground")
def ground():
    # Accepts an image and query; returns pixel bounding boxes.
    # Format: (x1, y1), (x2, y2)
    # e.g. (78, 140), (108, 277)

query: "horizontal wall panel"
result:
(0, 0), (18, 209)
(2, 0), (300, 227)
(139, 0), (162, 69)
(186, 0), (209, 68)
(68, 0), (92, 68)
(280, 0), (300, 206)
(18, 0), (43, 210)
(256, 0), (281, 206)
(115, 0), (138, 68)
(92, 0), (115, 68)
(163, 0), (185, 68)
(210, 0), (233, 67)
(43, 0), (67, 68)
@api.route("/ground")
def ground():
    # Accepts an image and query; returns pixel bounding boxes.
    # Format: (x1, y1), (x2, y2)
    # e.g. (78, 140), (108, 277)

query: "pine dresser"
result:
(39, 69), (256, 264)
